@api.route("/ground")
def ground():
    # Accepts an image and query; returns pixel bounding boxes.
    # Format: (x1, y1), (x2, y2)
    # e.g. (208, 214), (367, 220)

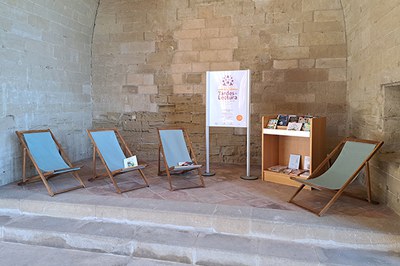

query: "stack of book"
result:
(267, 114), (314, 131)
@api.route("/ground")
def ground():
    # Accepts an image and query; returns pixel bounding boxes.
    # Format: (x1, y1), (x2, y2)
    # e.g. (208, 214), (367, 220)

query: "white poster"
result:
(207, 70), (249, 128)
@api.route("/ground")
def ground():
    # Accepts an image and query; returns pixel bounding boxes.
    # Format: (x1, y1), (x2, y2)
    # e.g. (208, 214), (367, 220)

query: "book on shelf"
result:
(266, 118), (279, 129)
(287, 122), (303, 131)
(304, 156), (311, 170)
(277, 114), (288, 126)
(288, 115), (298, 123)
(298, 116), (307, 123)
(302, 122), (311, 131)
(267, 165), (288, 173)
(267, 167), (308, 177)
(123, 155), (138, 168)
(288, 154), (301, 169)
(299, 170), (310, 178)
(289, 169), (307, 177)
(282, 168), (292, 174)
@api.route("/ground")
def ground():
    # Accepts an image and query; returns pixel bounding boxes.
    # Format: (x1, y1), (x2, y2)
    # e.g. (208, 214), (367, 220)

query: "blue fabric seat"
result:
(87, 128), (149, 194)
(158, 128), (204, 191)
(16, 129), (85, 196)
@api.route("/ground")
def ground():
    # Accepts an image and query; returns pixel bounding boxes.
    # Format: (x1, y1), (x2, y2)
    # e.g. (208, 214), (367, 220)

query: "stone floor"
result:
(0, 241), (188, 266)
(6, 158), (396, 219)
(1, 159), (400, 265)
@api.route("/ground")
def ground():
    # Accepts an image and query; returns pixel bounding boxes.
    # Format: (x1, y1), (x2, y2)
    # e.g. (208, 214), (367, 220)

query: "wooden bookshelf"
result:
(261, 115), (326, 187)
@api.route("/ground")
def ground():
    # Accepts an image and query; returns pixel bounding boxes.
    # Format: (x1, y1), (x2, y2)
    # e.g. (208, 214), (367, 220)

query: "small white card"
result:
(123, 155), (138, 168)
(304, 156), (311, 170)
(288, 154), (301, 169)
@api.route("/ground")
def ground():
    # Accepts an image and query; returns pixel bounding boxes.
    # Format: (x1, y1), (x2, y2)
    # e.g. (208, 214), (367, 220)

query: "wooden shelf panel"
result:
(263, 128), (310, 138)
(261, 115), (326, 188)
(262, 170), (310, 189)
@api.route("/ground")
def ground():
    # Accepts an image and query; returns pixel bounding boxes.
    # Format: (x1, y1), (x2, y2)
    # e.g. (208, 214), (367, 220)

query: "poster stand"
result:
(204, 70), (257, 180)
(202, 123), (215, 176)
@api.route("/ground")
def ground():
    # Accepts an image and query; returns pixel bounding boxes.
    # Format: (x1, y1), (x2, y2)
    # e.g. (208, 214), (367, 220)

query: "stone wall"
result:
(0, 0), (99, 184)
(92, 0), (348, 165)
(341, 0), (400, 214)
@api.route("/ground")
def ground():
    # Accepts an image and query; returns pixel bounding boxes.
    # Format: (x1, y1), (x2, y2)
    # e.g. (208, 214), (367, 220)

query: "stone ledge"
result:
(0, 191), (400, 252)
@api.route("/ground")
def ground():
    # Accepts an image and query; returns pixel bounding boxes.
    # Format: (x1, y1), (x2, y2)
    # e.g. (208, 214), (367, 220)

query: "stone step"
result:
(0, 241), (190, 266)
(0, 212), (399, 266)
(1, 193), (400, 253)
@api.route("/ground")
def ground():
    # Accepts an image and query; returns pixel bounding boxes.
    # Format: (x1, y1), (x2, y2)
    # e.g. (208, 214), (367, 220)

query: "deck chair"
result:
(87, 128), (149, 194)
(289, 138), (383, 216)
(157, 128), (205, 191)
(15, 129), (85, 196)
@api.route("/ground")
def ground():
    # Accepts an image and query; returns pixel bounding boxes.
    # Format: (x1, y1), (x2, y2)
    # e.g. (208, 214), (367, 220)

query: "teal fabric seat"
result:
(87, 128), (148, 194)
(90, 130), (127, 172)
(159, 129), (201, 171)
(157, 128), (204, 191)
(24, 132), (80, 173)
(304, 141), (376, 190)
(16, 129), (85, 196)
(289, 138), (383, 216)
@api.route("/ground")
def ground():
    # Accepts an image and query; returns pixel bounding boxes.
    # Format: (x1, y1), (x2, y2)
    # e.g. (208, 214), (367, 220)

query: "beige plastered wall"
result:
(0, 0), (99, 184)
(341, 0), (400, 214)
(92, 0), (348, 165)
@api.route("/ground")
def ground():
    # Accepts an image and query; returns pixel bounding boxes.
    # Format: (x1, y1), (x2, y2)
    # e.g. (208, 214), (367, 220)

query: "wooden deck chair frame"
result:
(16, 129), (85, 196)
(157, 127), (205, 191)
(288, 137), (383, 216)
(87, 128), (149, 194)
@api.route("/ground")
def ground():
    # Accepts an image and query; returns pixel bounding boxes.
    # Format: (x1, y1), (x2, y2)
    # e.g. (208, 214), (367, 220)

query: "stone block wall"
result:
(0, 0), (99, 184)
(92, 0), (348, 165)
(341, 0), (400, 214)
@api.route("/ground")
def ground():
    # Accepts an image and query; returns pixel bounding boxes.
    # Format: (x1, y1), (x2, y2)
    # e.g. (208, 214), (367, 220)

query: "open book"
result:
(173, 161), (202, 170)
(123, 155), (138, 168)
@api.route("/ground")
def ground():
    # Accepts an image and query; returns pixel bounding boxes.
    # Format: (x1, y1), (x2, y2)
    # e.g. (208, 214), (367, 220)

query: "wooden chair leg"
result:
(289, 184), (305, 202)
(197, 168), (205, 187)
(158, 145), (162, 175)
(365, 162), (372, 203)
(38, 172), (55, 197)
(71, 172), (86, 188)
(318, 188), (347, 216)
(138, 169), (149, 187)
(22, 148), (27, 183)
(166, 169), (174, 191)
(107, 172), (122, 194)
(91, 146), (97, 181)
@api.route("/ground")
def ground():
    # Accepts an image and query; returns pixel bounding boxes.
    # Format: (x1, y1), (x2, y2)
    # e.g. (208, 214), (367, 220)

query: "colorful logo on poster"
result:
(207, 70), (249, 128)
(218, 75), (238, 101)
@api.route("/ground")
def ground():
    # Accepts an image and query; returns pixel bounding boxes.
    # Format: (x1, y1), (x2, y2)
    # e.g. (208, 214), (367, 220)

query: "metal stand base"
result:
(202, 171), (216, 177)
(240, 175), (258, 180)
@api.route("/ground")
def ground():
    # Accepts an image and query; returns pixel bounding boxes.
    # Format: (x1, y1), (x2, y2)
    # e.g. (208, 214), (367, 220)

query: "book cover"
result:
(267, 165), (288, 172)
(288, 154), (301, 169)
(123, 155), (138, 168)
(289, 169), (306, 177)
(298, 116), (307, 123)
(299, 170), (310, 178)
(282, 168), (292, 175)
(304, 156), (311, 170)
(287, 122), (303, 131)
(266, 118), (278, 129)
(277, 114), (288, 126)
(302, 122), (311, 131)
(288, 115), (298, 123)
